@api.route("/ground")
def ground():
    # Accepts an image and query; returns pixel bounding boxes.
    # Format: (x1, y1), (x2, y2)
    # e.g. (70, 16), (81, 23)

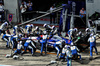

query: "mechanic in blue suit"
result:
(58, 41), (66, 61)
(11, 35), (18, 49)
(25, 24), (34, 34)
(0, 22), (8, 35)
(40, 31), (48, 55)
(13, 40), (23, 55)
(88, 33), (98, 60)
(17, 26), (24, 34)
(50, 26), (58, 35)
(43, 24), (52, 30)
(13, 26), (18, 35)
(2, 33), (11, 48)
(68, 28), (78, 40)
(23, 37), (36, 56)
(54, 40), (66, 60)
(65, 45), (72, 66)
(55, 45), (60, 58)
(70, 42), (82, 60)
(43, 24), (52, 35)
(68, 29), (73, 40)
(59, 45), (72, 65)
(33, 26), (43, 36)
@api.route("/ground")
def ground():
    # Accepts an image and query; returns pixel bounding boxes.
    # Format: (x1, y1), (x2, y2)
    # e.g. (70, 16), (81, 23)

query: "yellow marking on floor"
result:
(13, 48), (57, 55)
(36, 51), (57, 55)
(89, 51), (95, 53)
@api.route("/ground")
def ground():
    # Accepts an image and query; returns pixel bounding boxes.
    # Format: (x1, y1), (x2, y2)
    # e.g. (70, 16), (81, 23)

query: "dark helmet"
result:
(61, 40), (66, 48)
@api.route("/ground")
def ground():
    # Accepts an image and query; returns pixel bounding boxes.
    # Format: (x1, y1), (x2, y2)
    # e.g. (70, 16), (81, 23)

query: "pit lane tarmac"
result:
(0, 41), (100, 66)
(0, 29), (100, 66)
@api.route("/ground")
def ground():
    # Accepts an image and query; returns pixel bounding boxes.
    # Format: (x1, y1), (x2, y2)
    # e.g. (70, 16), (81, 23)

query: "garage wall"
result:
(86, 0), (100, 18)
(4, 0), (21, 24)
(86, 0), (100, 27)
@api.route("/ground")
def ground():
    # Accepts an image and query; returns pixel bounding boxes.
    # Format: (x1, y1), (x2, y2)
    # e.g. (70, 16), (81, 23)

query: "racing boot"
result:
(96, 53), (98, 55)
(80, 59), (83, 64)
(32, 53), (34, 56)
(61, 59), (66, 62)
(44, 52), (47, 56)
(55, 57), (60, 61)
(1, 38), (4, 41)
(6, 45), (10, 48)
(40, 53), (43, 56)
(89, 56), (93, 60)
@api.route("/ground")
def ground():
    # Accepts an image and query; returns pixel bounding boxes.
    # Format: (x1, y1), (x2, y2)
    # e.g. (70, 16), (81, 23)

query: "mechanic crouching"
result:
(2, 33), (11, 48)
(25, 24), (34, 34)
(58, 41), (66, 61)
(88, 33), (98, 60)
(70, 42), (82, 61)
(40, 31), (48, 55)
(12, 39), (23, 56)
(23, 37), (36, 56)
(11, 35), (18, 49)
(0, 22), (8, 35)
(59, 45), (72, 66)
(65, 45), (72, 66)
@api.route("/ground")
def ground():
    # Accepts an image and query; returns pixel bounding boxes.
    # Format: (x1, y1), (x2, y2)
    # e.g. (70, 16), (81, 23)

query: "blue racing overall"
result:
(0, 22), (8, 35)
(24, 39), (36, 55)
(71, 46), (81, 60)
(2, 34), (11, 47)
(88, 35), (98, 57)
(11, 35), (18, 49)
(68, 29), (73, 40)
(65, 46), (72, 66)
(40, 35), (48, 55)
(14, 41), (23, 55)
(25, 24), (33, 34)
(13, 26), (18, 35)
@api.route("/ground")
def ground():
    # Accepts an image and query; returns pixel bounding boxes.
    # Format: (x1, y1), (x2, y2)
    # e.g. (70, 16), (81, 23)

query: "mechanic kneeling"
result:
(65, 45), (72, 66)
(13, 39), (23, 56)
(70, 42), (82, 60)
(23, 37), (36, 56)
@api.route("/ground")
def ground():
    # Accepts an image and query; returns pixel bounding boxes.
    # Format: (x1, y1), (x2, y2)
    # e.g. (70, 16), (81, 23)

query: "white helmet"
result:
(30, 24), (34, 28)
(70, 28), (73, 31)
(52, 26), (55, 29)
(90, 33), (93, 37)
(78, 31), (82, 36)
(43, 24), (47, 27)
(35, 26), (39, 30)
(71, 42), (74, 45)
(85, 28), (90, 32)
(5, 22), (8, 26)
(66, 46), (70, 50)
(15, 25), (18, 29)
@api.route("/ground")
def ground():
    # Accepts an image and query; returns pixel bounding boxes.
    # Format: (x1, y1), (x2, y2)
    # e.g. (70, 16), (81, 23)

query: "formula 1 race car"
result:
(46, 35), (71, 51)
(22, 34), (90, 52)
